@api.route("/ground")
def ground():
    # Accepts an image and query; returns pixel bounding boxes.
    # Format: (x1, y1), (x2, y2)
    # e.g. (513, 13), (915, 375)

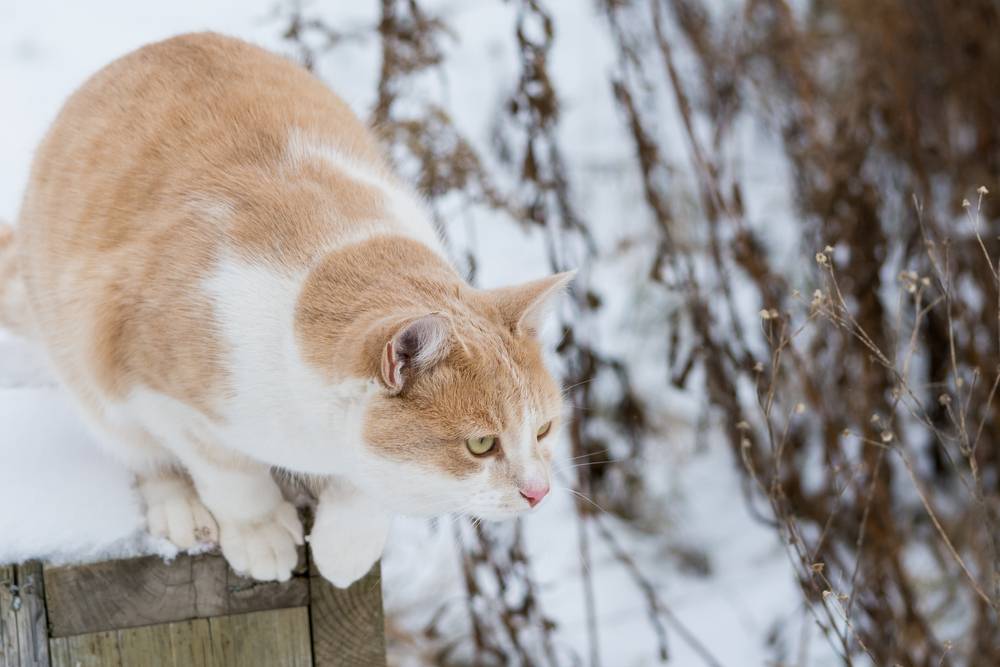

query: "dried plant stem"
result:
(593, 517), (724, 667)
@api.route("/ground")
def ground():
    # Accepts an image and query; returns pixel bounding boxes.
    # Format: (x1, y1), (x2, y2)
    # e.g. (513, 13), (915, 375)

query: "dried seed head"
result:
(977, 186), (989, 195)
(962, 198), (971, 208)
(880, 430), (894, 443)
(815, 252), (829, 265)
(938, 393), (951, 405)
(736, 420), (750, 431)
(759, 309), (772, 320)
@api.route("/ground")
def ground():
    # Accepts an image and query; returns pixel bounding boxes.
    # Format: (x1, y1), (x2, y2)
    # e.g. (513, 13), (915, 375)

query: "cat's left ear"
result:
(380, 314), (451, 394)
(489, 271), (575, 336)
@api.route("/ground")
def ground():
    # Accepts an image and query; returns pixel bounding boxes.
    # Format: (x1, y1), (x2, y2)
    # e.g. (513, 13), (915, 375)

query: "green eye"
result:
(537, 421), (553, 440)
(466, 435), (497, 456)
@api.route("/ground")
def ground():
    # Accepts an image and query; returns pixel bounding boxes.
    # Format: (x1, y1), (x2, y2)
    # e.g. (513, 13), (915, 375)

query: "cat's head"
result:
(355, 272), (573, 519)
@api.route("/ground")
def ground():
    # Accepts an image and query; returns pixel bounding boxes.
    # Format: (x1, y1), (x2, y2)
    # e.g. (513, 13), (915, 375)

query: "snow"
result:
(0, 2), (838, 665)
(0, 330), (171, 564)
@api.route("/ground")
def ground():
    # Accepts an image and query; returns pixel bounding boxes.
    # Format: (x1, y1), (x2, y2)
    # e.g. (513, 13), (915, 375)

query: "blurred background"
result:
(4, 1), (1000, 665)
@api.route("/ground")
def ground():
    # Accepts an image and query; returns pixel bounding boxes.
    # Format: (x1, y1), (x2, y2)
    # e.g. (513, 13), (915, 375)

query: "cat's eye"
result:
(466, 435), (498, 456)
(536, 421), (553, 440)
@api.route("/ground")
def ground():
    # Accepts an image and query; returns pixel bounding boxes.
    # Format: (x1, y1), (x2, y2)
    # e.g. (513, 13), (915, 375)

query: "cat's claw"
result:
(218, 501), (303, 582)
(310, 502), (389, 588)
(141, 475), (219, 550)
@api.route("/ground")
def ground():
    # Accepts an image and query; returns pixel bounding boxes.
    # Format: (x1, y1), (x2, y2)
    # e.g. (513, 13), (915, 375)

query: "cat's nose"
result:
(519, 484), (549, 508)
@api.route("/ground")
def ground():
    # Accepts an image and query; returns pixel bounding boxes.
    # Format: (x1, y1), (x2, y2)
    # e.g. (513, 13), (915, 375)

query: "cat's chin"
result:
(465, 508), (531, 522)
(395, 508), (525, 521)
(398, 505), (528, 522)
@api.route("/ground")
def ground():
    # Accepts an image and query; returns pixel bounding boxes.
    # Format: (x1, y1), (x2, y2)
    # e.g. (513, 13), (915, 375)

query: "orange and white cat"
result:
(0, 33), (570, 586)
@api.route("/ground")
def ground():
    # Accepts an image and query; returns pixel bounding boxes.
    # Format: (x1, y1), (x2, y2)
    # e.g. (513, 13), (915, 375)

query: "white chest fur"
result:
(195, 255), (374, 475)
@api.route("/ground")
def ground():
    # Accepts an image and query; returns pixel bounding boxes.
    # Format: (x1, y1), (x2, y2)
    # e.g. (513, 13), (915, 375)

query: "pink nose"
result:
(520, 485), (549, 508)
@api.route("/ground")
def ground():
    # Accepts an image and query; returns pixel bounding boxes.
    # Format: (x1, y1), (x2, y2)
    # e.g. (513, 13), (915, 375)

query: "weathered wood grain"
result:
(53, 631), (122, 667)
(209, 607), (311, 666)
(49, 608), (311, 667)
(170, 616), (217, 667)
(310, 561), (386, 667)
(43, 550), (307, 637)
(0, 566), (16, 667)
(117, 623), (175, 666)
(0, 563), (50, 667)
(0, 565), (18, 667)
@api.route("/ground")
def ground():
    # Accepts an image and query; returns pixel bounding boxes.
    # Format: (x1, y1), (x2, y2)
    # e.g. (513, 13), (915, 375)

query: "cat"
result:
(0, 32), (570, 586)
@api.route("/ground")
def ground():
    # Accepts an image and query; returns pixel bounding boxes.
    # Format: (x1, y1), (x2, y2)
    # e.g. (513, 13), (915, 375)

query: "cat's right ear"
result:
(488, 271), (575, 337)
(379, 314), (451, 394)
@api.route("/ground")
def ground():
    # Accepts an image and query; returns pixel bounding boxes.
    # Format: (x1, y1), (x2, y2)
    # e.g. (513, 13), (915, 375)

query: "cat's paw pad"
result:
(309, 511), (387, 588)
(143, 478), (218, 550)
(218, 502), (304, 582)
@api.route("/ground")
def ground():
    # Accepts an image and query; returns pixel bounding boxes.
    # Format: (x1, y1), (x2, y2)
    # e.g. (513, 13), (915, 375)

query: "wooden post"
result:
(3, 548), (386, 666)
(309, 562), (387, 667)
(1, 562), (51, 667)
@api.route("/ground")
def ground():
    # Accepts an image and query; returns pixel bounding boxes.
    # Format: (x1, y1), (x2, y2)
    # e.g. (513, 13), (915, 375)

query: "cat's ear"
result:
(380, 314), (451, 394)
(489, 271), (575, 336)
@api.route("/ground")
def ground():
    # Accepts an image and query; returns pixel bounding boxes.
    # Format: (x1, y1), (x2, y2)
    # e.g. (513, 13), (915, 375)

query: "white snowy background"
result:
(0, 1), (838, 665)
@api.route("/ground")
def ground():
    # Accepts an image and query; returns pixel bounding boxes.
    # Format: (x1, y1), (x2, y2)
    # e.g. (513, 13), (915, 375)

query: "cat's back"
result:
(17, 32), (437, 410)
(21, 31), (389, 259)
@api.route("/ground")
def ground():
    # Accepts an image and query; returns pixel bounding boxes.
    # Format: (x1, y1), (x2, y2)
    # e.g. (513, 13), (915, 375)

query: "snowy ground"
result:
(1, 2), (837, 665)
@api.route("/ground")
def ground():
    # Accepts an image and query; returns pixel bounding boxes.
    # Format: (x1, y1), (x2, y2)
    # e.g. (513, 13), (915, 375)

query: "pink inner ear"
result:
(382, 339), (401, 390)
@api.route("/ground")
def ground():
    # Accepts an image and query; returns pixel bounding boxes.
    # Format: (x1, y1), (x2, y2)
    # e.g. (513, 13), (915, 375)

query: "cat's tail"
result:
(0, 222), (32, 337)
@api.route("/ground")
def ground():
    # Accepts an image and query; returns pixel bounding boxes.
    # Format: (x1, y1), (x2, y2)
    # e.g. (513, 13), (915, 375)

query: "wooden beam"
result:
(43, 550), (308, 637)
(309, 561), (386, 667)
(0, 562), (51, 667)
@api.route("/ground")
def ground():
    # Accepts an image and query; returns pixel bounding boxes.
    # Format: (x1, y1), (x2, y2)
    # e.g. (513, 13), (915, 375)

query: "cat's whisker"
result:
(561, 448), (611, 462)
(552, 485), (612, 518)
(553, 460), (614, 473)
(561, 377), (595, 395)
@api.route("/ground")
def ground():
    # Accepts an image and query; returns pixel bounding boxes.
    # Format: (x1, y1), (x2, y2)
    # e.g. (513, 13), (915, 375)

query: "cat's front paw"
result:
(218, 501), (304, 582)
(310, 503), (389, 588)
(141, 475), (218, 550)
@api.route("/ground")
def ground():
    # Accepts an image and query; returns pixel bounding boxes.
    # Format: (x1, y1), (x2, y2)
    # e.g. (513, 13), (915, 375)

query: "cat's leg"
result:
(137, 468), (219, 549)
(70, 404), (219, 551)
(182, 445), (304, 582)
(310, 478), (391, 588)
